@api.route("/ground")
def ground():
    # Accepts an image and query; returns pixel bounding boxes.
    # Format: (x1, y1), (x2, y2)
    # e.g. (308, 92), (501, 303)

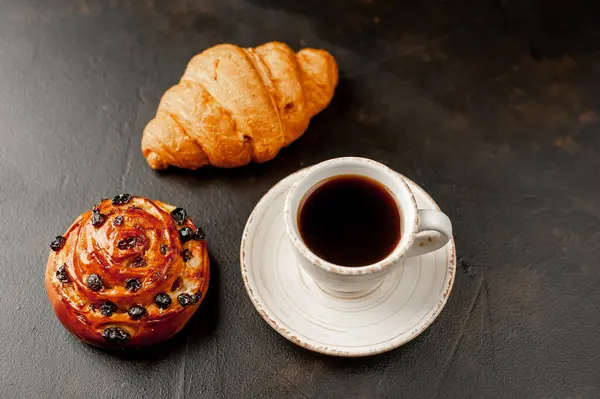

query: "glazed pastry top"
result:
(45, 195), (209, 347)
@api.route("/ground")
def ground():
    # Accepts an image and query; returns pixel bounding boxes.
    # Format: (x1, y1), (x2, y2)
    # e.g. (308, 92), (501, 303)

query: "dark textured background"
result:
(1, 0), (600, 398)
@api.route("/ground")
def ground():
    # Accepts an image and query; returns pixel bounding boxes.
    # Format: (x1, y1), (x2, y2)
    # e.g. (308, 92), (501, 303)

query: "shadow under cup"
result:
(284, 157), (420, 297)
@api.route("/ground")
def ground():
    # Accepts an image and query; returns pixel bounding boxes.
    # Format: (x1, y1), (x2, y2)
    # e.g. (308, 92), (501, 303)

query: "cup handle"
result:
(406, 209), (453, 257)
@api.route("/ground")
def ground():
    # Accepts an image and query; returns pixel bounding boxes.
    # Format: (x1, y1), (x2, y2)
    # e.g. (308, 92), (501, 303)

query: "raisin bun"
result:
(45, 194), (209, 348)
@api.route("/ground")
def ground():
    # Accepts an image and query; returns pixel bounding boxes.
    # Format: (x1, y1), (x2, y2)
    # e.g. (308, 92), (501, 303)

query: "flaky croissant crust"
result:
(45, 196), (209, 348)
(142, 41), (338, 170)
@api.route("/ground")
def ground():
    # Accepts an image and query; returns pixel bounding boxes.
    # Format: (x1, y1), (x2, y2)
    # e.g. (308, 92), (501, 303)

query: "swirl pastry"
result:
(141, 41), (339, 170)
(45, 194), (209, 348)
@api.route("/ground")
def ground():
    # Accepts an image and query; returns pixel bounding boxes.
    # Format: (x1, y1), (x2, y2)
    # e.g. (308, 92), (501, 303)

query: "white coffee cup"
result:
(284, 157), (452, 297)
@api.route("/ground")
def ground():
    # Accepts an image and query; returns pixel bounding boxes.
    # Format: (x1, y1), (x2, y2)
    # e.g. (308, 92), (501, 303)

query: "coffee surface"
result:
(297, 175), (401, 267)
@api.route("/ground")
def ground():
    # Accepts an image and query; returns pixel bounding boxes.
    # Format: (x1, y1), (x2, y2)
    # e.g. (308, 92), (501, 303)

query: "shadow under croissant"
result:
(156, 156), (283, 182)
(90, 254), (221, 361)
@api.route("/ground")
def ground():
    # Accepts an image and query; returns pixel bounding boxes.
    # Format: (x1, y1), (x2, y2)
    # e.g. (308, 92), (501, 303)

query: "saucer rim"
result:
(240, 168), (456, 357)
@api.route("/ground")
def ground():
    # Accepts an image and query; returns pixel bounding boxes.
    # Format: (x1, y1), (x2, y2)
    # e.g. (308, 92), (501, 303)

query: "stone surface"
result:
(1, 0), (600, 398)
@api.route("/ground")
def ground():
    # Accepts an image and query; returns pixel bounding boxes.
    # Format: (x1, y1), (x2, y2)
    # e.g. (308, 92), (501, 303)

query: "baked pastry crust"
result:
(141, 41), (338, 170)
(45, 195), (209, 348)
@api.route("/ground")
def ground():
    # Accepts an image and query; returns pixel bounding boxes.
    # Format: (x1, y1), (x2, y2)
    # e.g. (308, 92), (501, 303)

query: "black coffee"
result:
(297, 174), (401, 267)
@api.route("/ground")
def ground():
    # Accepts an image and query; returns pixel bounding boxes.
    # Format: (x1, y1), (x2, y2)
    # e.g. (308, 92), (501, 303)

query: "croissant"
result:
(45, 194), (209, 348)
(141, 41), (338, 170)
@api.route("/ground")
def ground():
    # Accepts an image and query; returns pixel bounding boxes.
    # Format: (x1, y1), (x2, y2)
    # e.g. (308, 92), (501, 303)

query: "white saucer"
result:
(240, 169), (456, 357)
